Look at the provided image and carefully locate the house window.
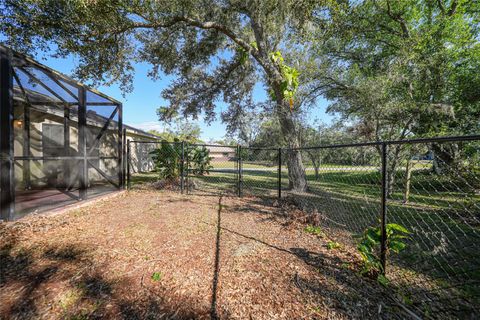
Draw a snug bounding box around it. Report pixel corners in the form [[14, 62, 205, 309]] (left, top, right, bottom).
[[42, 124, 65, 186], [42, 124, 64, 156], [86, 126, 101, 168]]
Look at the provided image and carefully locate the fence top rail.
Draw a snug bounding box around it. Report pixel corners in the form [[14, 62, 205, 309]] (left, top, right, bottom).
[[188, 143, 237, 148], [243, 146, 280, 151], [385, 134, 480, 145], [292, 134, 480, 151], [128, 140, 165, 144], [128, 134, 480, 150]]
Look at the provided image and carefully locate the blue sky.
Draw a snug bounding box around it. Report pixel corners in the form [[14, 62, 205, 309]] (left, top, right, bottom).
[[30, 51, 334, 141]]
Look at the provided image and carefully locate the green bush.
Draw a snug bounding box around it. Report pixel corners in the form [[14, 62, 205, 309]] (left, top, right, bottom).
[[356, 223, 410, 282], [150, 142, 213, 180], [149, 141, 181, 180], [189, 146, 213, 175]]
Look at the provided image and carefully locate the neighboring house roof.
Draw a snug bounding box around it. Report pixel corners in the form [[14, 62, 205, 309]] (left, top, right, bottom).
[[206, 144, 236, 153]]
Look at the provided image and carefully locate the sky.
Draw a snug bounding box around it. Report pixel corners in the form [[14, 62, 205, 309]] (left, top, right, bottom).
[[28, 51, 334, 141]]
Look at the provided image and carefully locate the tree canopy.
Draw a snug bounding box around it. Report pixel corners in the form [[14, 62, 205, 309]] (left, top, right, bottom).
[[1, 0, 479, 191], [309, 0, 480, 141]]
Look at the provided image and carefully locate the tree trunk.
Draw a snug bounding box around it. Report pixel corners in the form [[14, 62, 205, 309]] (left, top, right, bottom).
[[431, 143, 457, 175], [314, 166, 320, 181], [307, 151, 320, 181], [386, 146, 401, 198], [377, 144, 401, 198], [403, 159, 412, 203], [275, 95, 307, 192]]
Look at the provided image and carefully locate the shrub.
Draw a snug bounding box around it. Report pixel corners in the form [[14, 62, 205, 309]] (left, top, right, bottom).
[[356, 223, 410, 283], [149, 141, 181, 180], [150, 142, 213, 180], [188, 145, 213, 175]]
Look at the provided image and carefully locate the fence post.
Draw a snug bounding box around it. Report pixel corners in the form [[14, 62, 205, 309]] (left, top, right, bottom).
[[380, 142, 388, 274], [238, 145, 243, 197], [185, 143, 189, 194], [181, 141, 185, 194], [122, 128, 127, 189], [278, 148, 282, 199], [78, 86, 87, 200], [127, 141, 131, 190], [0, 46, 15, 221], [236, 145, 239, 196]]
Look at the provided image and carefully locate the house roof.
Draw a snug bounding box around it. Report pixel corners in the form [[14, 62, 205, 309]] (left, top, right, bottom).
[[123, 124, 159, 139], [205, 144, 236, 153]]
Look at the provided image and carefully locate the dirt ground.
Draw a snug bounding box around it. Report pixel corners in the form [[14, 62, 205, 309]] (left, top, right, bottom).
[[0, 190, 403, 319]]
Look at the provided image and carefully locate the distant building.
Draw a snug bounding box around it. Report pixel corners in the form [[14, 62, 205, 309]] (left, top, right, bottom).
[[206, 144, 236, 161]]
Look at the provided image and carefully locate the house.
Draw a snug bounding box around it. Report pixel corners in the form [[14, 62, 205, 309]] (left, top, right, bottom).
[[124, 125, 159, 173], [0, 45, 158, 220], [206, 144, 236, 161]]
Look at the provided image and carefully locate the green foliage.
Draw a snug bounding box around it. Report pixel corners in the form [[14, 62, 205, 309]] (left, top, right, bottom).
[[151, 272, 162, 282], [150, 142, 213, 179], [268, 50, 300, 102], [149, 141, 181, 180], [356, 223, 410, 279], [315, 0, 480, 141], [188, 146, 213, 175], [304, 225, 323, 236], [326, 241, 341, 250], [236, 42, 257, 65], [151, 116, 202, 144], [377, 274, 389, 287]]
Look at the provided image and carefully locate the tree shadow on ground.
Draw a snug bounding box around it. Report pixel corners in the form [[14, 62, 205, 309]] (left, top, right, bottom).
[[225, 192, 480, 318], [0, 227, 217, 319], [216, 223, 401, 319]]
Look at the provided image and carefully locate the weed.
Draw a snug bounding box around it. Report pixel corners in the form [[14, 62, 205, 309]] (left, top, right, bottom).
[[59, 288, 83, 311], [304, 225, 323, 236], [326, 241, 341, 250], [151, 272, 163, 282], [355, 223, 410, 281]]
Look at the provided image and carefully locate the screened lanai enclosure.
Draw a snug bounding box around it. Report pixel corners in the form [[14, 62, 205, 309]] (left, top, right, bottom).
[[0, 45, 124, 221]]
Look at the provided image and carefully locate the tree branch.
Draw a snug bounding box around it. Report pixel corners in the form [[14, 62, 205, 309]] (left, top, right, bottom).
[[437, 0, 457, 16], [437, 0, 446, 14], [117, 15, 279, 81], [385, 0, 410, 38], [447, 0, 458, 16]]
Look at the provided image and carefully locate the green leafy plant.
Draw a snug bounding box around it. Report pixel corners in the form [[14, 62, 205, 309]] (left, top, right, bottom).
[[268, 50, 299, 107], [356, 223, 410, 281], [150, 142, 213, 180], [304, 225, 323, 236], [149, 140, 181, 180], [189, 146, 213, 175], [327, 241, 341, 250], [151, 272, 162, 282]]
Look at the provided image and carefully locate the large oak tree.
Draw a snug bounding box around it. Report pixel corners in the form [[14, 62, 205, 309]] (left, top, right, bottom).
[[1, 0, 321, 192]]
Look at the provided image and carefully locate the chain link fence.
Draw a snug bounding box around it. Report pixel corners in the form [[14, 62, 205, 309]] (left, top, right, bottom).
[[186, 144, 238, 196], [127, 136, 480, 318]]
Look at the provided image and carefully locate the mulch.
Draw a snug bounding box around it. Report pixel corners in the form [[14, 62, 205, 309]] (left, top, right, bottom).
[[0, 190, 404, 319]]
